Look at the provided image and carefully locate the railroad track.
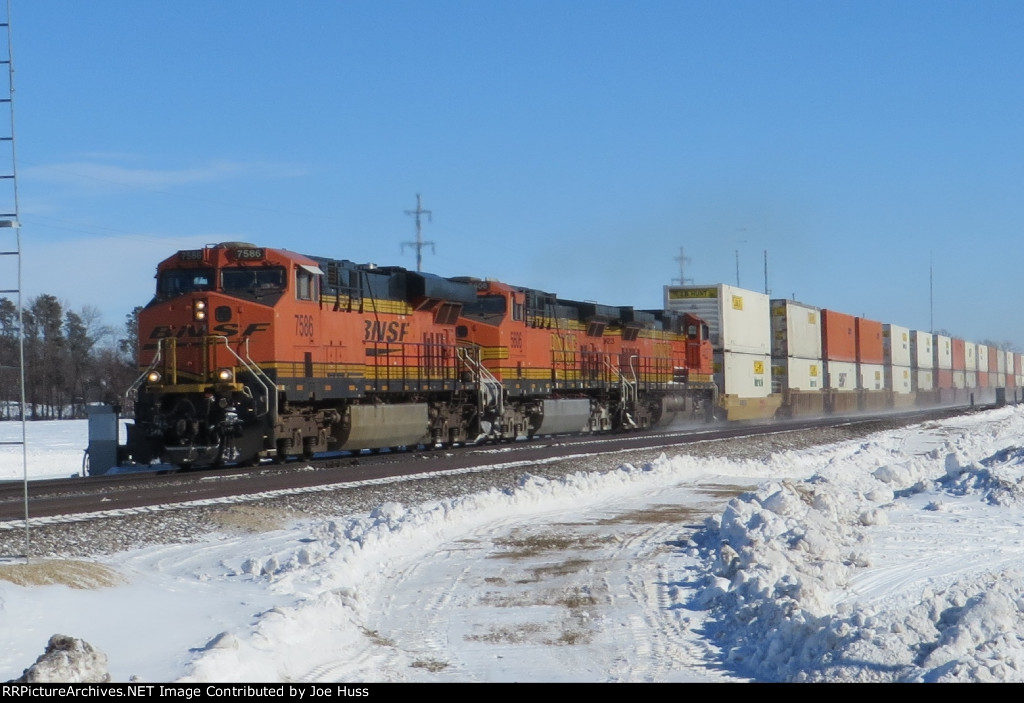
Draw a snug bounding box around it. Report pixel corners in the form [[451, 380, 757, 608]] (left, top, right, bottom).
[[0, 405, 983, 525]]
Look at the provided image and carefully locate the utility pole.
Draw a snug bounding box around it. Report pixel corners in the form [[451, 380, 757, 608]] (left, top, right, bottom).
[[402, 193, 434, 272], [672, 246, 693, 285], [763, 249, 769, 296], [929, 252, 934, 333], [734, 230, 748, 287]]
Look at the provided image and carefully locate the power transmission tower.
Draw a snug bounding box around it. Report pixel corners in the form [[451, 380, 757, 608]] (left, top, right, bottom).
[[0, 0, 28, 559], [402, 193, 434, 272], [672, 246, 693, 285]]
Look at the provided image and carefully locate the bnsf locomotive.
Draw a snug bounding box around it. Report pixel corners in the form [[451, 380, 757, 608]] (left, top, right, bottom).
[[124, 242, 717, 468]]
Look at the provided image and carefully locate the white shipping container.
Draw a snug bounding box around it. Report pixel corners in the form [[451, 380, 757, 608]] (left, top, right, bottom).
[[859, 362, 885, 391], [965, 342, 977, 371], [886, 365, 912, 394], [914, 369, 934, 391], [883, 324, 911, 367], [825, 360, 858, 391], [770, 299, 822, 359], [714, 350, 771, 398], [935, 334, 952, 370], [998, 350, 1007, 374], [666, 284, 770, 355], [998, 373, 1006, 387], [953, 371, 966, 389], [910, 330, 933, 369], [977, 345, 989, 373], [966, 370, 978, 388], [771, 356, 823, 392]]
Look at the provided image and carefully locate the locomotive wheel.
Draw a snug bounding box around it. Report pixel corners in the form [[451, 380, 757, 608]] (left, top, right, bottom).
[[301, 437, 316, 460], [274, 438, 290, 464]]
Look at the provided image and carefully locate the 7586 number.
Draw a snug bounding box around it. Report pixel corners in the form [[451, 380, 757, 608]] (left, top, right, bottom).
[[295, 314, 314, 338]]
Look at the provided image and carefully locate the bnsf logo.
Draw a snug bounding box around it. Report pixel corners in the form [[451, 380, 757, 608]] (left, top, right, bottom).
[[148, 323, 272, 339], [364, 320, 410, 343]]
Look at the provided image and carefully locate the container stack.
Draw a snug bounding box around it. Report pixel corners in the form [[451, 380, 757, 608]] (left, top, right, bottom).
[[977, 344, 990, 396], [770, 299, 824, 416], [1011, 354, 1019, 399], [950, 338, 966, 399], [820, 310, 858, 414], [965, 341, 978, 391], [664, 283, 780, 420], [883, 323, 913, 406], [910, 330, 935, 404], [856, 317, 886, 410]]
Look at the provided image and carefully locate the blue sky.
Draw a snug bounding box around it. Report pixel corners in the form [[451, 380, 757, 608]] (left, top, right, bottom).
[[7, 1, 1024, 348]]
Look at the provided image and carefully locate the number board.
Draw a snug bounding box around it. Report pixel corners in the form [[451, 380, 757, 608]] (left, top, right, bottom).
[[229, 248, 265, 261]]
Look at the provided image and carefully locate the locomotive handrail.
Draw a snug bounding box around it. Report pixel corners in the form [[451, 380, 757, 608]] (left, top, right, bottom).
[[243, 336, 279, 423], [457, 345, 504, 417], [125, 338, 165, 403], [210, 335, 277, 422]]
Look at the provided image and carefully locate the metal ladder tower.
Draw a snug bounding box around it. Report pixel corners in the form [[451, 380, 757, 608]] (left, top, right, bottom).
[[0, 0, 29, 558], [402, 193, 434, 272]]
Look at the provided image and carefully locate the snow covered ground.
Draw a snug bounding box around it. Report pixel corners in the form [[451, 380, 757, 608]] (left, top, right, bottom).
[[3, 408, 1024, 682]]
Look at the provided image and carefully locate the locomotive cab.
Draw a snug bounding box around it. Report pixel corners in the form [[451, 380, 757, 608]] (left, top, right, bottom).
[[128, 243, 316, 467]]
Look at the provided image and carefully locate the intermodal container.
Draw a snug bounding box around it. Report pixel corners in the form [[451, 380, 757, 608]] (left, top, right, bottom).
[[821, 310, 857, 362], [915, 368, 935, 391], [713, 350, 771, 397], [966, 371, 978, 388], [935, 335, 952, 370], [855, 318, 884, 364], [965, 342, 977, 372], [989, 346, 1000, 374], [887, 365, 912, 394], [977, 344, 989, 374], [665, 284, 770, 355], [947, 370, 961, 390], [859, 363, 885, 391], [910, 330, 933, 369], [883, 324, 911, 367], [825, 360, 858, 391], [771, 357, 823, 392], [770, 299, 822, 359]]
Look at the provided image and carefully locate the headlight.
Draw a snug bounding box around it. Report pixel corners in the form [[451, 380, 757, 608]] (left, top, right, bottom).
[[146, 370, 162, 384], [216, 367, 234, 382], [194, 299, 207, 321]]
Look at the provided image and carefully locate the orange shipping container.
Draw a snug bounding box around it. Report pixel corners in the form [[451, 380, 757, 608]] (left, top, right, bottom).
[[952, 338, 966, 371], [937, 369, 954, 389], [988, 346, 999, 373], [821, 310, 857, 362], [855, 318, 884, 364]]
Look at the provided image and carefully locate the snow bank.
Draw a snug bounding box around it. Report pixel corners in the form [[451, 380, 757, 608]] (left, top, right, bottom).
[[691, 406, 1024, 682]]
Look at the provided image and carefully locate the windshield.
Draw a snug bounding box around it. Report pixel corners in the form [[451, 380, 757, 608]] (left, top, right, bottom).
[[221, 266, 287, 294], [462, 294, 507, 317], [158, 268, 214, 298]]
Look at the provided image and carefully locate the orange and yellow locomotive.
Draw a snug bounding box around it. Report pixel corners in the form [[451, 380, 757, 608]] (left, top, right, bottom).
[[126, 242, 715, 467]]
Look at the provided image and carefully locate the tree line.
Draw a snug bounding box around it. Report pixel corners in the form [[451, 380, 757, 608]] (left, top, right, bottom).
[[0, 295, 140, 420]]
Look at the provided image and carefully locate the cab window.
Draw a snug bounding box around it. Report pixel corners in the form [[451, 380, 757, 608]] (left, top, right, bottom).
[[158, 269, 213, 298], [222, 266, 286, 294], [462, 294, 507, 318], [296, 267, 319, 301]]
